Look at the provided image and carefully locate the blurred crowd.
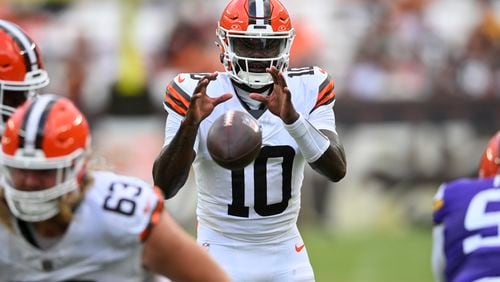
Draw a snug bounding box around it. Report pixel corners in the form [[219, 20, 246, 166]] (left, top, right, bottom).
[[1, 0, 498, 231], [341, 0, 500, 101], [2, 0, 498, 110]]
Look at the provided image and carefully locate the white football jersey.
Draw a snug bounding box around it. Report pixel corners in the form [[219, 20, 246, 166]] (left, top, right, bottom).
[[0, 170, 164, 281], [163, 67, 337, 242]]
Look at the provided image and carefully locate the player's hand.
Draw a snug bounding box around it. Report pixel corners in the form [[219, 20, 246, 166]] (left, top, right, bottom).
[[249, 66, 299, 124], [184, 72, 232, 125]]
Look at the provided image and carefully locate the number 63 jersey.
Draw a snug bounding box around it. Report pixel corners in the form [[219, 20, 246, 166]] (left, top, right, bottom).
[[432, 175, 500, 282], [0, 171, 164, 281], [163, 67, 337, 243]]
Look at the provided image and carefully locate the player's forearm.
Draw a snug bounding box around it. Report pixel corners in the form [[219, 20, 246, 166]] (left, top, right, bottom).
[[310, 130, 346, 182], [152, 120, 198, 199], [143, 211, 230, 281]]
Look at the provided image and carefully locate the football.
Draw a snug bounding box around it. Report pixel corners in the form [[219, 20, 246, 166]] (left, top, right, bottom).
[[207, 110, 262, 170]]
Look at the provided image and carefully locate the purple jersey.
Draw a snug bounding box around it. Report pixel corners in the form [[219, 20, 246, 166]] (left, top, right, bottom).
[[433, 176, 500, 282]]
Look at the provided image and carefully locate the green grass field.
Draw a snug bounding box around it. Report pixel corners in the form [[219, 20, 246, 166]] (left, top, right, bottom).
[[302, 227, 433, 282]]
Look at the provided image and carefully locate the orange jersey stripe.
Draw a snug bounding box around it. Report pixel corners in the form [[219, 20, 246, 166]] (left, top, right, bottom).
[[166, 83, 190, 108], [139, 187, 165, 242], [164, 93, 187, 116], [312, 78, 335, 111], [317, 88, 336, 107], [164, 80, 192, 116], [317, 79, 334, 102]]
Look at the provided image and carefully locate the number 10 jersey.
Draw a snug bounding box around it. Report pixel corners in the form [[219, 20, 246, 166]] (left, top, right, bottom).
[[163, 67, 337, 243]]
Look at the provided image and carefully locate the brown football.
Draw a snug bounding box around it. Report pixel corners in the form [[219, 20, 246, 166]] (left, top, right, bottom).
[[207, 110, 262, 170]]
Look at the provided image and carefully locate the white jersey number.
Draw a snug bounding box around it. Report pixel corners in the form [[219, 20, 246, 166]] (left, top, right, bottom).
[[228, 145, 294, 217], [463, 189, 500, 254]]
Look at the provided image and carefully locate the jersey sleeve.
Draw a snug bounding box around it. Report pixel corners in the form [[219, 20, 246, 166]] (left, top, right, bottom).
[[310, 67, 336, 113], [305, 67, 337, 132], [163, 74, 192, 117], [308, 102, 337, 133], [433, 184, 447, 225], [99, 175, 165, 242], [139, 187, 165, 241], [162, 73, 200, 151], [163, 109, 181, 146]]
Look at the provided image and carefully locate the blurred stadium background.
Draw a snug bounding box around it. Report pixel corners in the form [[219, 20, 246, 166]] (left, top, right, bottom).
[[3, 0, 499, 281]]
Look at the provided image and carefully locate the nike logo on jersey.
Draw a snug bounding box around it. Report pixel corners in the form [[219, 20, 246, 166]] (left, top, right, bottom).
[[295, 243, 305, 253], [177, 74, 185, 83]]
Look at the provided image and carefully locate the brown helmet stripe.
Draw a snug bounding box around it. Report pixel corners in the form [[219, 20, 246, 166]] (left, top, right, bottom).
[[34, 99, 56, 149], [248, 0, 271, 25], [18, 97, 36, 149], [19, 95, 58, 152]]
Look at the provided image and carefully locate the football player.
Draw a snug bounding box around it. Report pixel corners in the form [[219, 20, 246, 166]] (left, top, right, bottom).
[[153, 0, 346, 280], [0, 19, 49, 133], [432, 131, 500, 282], [0, 94, 229, 281]]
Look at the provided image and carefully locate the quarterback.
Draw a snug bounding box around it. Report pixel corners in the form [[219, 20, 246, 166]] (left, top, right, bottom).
[[432, 131, 500, 282], [0, 95, 229, 281], [153, 0, 346, 281]]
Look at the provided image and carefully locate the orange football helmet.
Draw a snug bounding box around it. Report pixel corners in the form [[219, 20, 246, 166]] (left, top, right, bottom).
[[0, 19, 49, 133], [1, 94, 90, 222], [217, 0, 295, 86], [478, 131, 500, 178]]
